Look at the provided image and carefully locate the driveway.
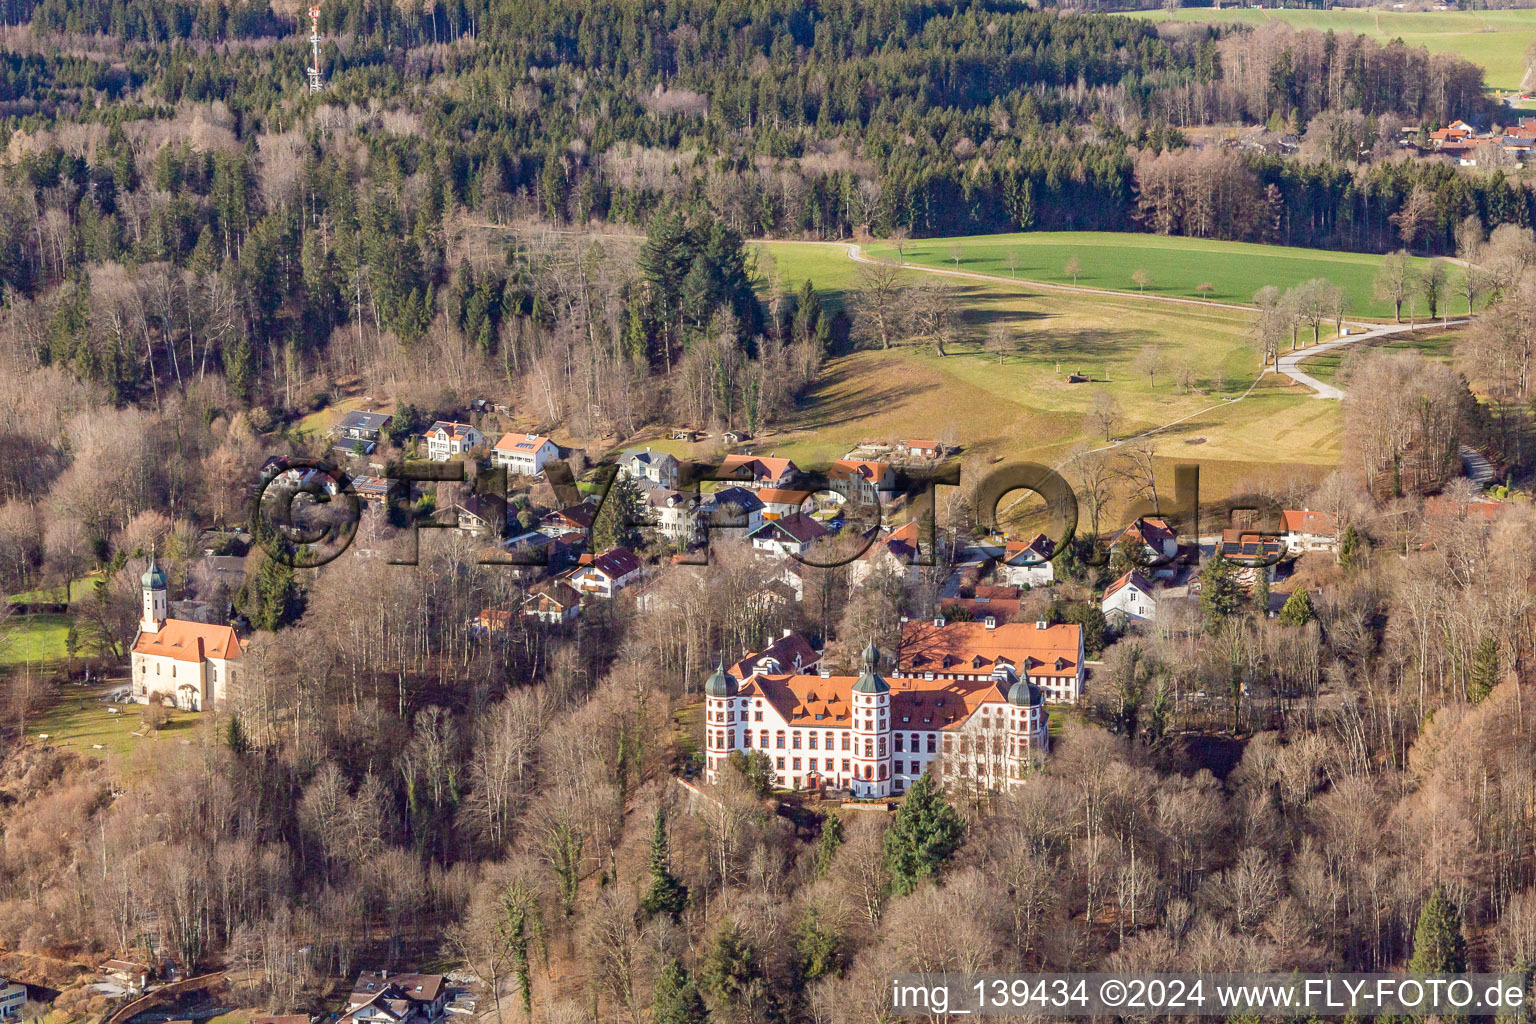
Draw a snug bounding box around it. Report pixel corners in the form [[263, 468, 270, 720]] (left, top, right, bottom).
[[1275, 320, 1465, 399]]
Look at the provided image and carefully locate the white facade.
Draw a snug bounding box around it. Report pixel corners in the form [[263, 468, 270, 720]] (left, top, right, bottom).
[[1102, 572, 1156, 624], [619, 448, 681, 489], [492, 433, 558, 476], [0, 980, 23, 1021], [131, 557, 244, 712], [424, 422, 483, 462]]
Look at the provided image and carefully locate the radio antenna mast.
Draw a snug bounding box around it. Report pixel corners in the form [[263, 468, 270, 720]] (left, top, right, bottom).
[[306, 5, 324, 92]]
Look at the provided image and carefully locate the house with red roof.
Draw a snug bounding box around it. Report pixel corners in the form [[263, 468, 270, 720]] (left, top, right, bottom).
[[568, 547, 644, 598], [492, 432, 559, 476]]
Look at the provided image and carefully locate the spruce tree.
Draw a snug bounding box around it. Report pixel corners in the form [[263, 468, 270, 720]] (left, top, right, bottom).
[[1278, 588, 1315, 627], [1408, 887, 1466, 974], [1468, 635, 1499, 703], [882, 773, 965, 896], [812, 812, 844, 879], [1339, 525, 1362, 570], [591, 470, 649, 552], [1200, 551, 1243, 627], [640, 807, 688, 920], [652, 960, 707, 1024]]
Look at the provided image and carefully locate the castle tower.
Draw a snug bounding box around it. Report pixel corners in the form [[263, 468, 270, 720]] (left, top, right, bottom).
[[1005, 677, 1047, 788], [850, 640, 891, 798], [703, 657, 737, 783], [140, 551, 168, 635]]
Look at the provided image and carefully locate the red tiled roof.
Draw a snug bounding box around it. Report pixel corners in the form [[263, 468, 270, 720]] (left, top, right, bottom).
[[133, 620, 244, 662], [898, 619, 1082, 679], [1281, 508, 1337, 535], [1103, 569, 1152, 600]]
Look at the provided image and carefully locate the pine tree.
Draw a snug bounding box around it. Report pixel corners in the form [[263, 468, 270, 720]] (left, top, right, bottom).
[[652, 960, 707, 1024], [813, 812, 844, 879], [1200, 551, 1243, 627], [1253, 566, 1270, 616], [591, 470, 649, 552], [1278, 588, 1315, 627], [700, 919, 762, 1017], [882, 773, 965, 896], [1339, 524, 1362, 570], [1408, 887, 1466, 974], [640, 807, 688, 920], [1468, 635, 1499, 703], [225, 714, 249, 755]]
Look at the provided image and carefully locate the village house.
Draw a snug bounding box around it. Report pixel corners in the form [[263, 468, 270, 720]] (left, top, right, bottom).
[[491, 433, 559, 477], [568, 547, 644, 597], [131, 555, 246, 712], [699, 486, 766, 535], [100, 960, 150, 993], [423, 422, 483, 462], [332, 410, 393, 454], [451, 493, 505, 536], [703, 641, 1049, 798], [716, 454, 800, 490], [645, 486, 703, 545], [728, 629, 821, 678], [1102, 570, 1156, 626], [1111, 516, 1181, 578], [746, 512, 829, 558], [905, 439, 942, 459], [0, 980, 22, 1022], [998, 533, 1055, 587], [828, 458, 895, 503], [539, 502, 595, 539], [618, 447, 681, 489], [474, 608, 514, 636], [521, 580, 581, 624], [342, 971, 448, 1024], [896, 616, 1086, 704], [756, 487, 814, 520], [849, 520, 923, 586], [1280, 508, 1339, 555]]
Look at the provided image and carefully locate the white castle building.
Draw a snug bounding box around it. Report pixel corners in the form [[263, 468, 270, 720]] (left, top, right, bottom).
[[702, 625, 1074, 798], [131, 554, 246, 712]]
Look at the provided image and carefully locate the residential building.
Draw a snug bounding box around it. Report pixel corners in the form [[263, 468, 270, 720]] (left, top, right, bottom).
[[539, 502, 595, 539], [474, 608, 514, 636], [131, 555, 246, 712], [568, 547, 643, 597], [829, 459, 894, 503], [521, 580, 581, 624], [0, 981, 22, 1021], [716, 454, 800, 490], [1110, 516, 1181, 578], [998, 534, 1055, 587], [645, 486, 702, 544], [1102, 570, 1156, 625], [1280, 508, 1339, 554], [452, 493, 505, 535], [941, 584, 1025, 623], [747, 512, 829, 557], [905, 439, 942, 459], [849, 520, 923, 587], [619, 447, 681, 489], [703, 641, 1048, 798], [895, 617, 1085, 704], [491, 433, 559, 476], [756, 487, 813, 521], [699, 486, 765, 535], [342, 971, 447, 1024], [728, 629, 820, 678], [423, 422, 483, 462], [334, 410, 393, 449]]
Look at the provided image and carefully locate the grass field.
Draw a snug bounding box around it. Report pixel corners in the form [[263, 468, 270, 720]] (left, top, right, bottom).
[[7, 574, 101, 606], [737, 241, 1343, 504], [858, 232, 1462, 321], [1298, 323, 1463, 385], [0, 613, 71, 667], [1125, 6, 1536, 92], [29, 682, 200, 758]]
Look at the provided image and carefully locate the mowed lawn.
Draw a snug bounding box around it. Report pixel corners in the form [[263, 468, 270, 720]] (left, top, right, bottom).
[[28, 682, 200, 758], [742, 241, 1344, 503], [1298, 324, 1463, 385], [1126, 7, 1536, 92], [862, 232, 1462, 321], [0, 613, 71, 667]]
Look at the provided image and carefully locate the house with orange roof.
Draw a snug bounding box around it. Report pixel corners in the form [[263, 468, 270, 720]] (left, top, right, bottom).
[[423, 421, 484, 462], [1280, 508, 1338, 554], [716, 454, 801, 490], [896, 616, 1085, 704], [491, 432, 559, 476], [849, 519, 923, 586], [999, 533, 1056, 587], [828, 458, 895, 502], [131, 555, 245, 712], [702, 641, 1048, 798]]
